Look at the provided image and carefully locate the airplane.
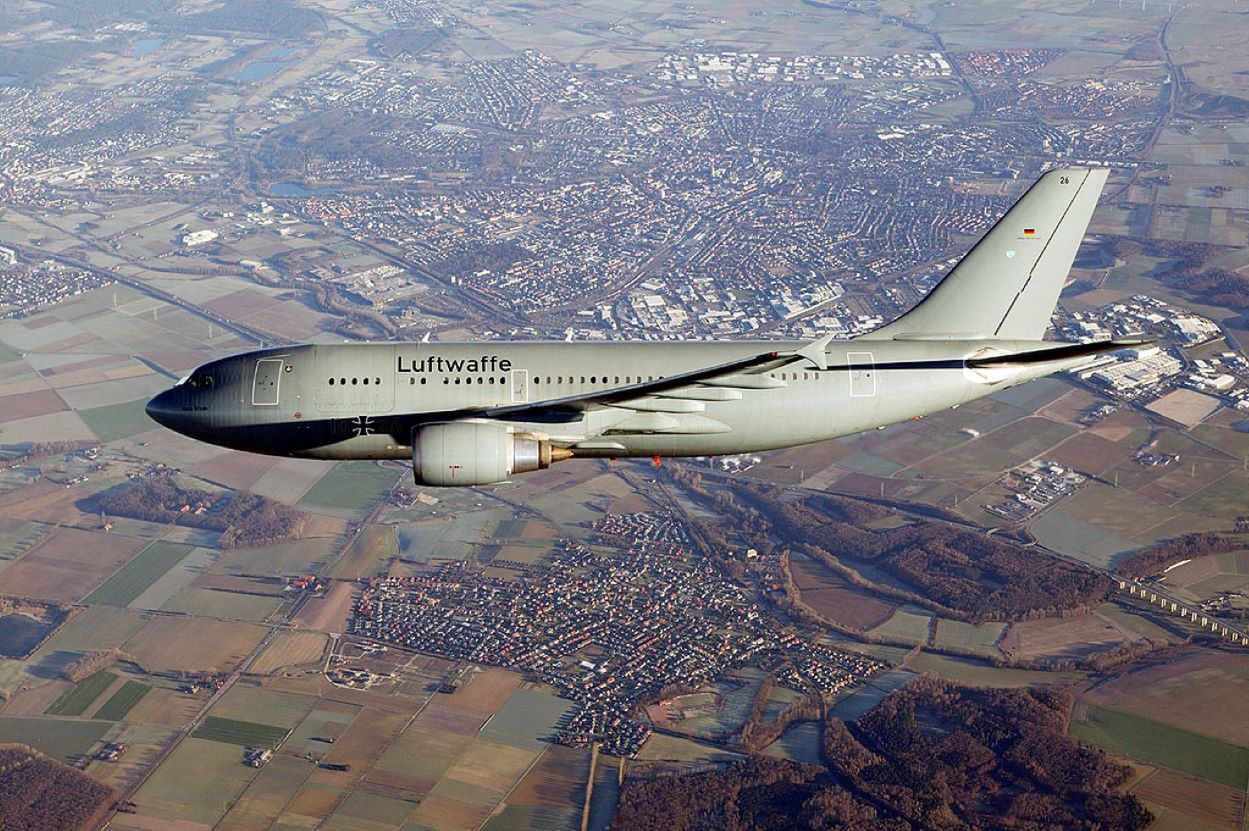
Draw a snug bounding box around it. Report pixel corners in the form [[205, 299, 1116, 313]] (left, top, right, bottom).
[[146, 166, 1141, 486]]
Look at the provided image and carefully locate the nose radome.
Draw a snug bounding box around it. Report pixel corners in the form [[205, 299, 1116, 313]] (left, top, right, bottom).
[[145, 388, 180, 431]]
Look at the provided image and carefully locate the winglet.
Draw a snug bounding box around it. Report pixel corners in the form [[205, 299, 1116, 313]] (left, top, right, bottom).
[[795, 333, 834, 370]]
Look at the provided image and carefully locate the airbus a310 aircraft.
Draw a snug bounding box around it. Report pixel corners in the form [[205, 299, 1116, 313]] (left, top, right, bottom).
[[147, 166, 1139, 486]]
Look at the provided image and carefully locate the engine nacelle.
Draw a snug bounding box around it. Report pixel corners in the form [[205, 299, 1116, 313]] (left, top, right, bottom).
[[412, 421, 569, 486]]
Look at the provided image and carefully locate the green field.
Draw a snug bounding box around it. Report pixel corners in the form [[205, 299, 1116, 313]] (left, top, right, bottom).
[[193, 716, 289, 748], [297, 461, 399, 515], [45, 670, 116, 717], [78, 398, 156, 442], [1070, 703, 1249, 789], [0, 340, 21, 363], [93, 680, 150, 721], [0, 715, 110, 760], [932, 620, 1006, 657], [84, 540, 195, 607]]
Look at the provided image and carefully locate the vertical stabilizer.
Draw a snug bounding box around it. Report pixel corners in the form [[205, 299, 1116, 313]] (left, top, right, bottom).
[[862, 167, 1109, 340]]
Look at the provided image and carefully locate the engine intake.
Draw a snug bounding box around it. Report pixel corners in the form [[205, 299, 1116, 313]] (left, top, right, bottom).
[[412, 421, 571, 486]]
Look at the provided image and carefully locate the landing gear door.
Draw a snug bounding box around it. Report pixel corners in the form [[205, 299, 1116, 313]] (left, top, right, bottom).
[[848, 351, 876, 398], [253, 358, 283, 406]]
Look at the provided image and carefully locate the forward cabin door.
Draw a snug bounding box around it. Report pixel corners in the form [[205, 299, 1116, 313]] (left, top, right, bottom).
[[252, 358, 283, 406]]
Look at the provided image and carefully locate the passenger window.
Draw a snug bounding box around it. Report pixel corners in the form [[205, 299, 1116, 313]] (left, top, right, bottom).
[[329, 378, 336, 386]]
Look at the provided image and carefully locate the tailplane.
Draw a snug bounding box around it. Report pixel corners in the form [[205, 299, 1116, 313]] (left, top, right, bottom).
[[861, 167, 1109, 341]]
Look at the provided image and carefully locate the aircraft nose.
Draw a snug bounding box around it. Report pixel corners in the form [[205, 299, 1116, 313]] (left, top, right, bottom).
[[145, 388, 183, 432]]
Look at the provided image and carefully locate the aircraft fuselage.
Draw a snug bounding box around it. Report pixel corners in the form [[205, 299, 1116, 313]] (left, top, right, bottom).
[[145, 338, 1070, 463]]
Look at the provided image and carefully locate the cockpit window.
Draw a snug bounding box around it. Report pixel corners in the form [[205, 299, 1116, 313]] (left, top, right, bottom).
[[187, 372, 214, 389]]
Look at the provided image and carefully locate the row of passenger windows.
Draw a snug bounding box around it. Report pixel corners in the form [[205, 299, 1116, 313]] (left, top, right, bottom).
[[328, 377, 382, 386], [328, 371, 824, 388]]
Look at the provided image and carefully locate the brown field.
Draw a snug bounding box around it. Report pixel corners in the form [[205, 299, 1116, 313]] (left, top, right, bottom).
[[450, 668, 522, 715], [124, 617, 267, 673], [1131, 767, 1244, 830], [0, 527, 148, 602], [318, 708, 410, 772], [0, 388, 67, 421], [789, 556, 895, 631], [443, 739, 536, 792], [187, 452, 279, 491], [1047, 432, 1132, 475], [507, 745, 589, 807], [413, 698, 491, 736], [249, 459, 335, 504], [1038, 387, 1102, 425], [284, 786, 343, 819], [1000, 612, 1137, 662], [1, 680, 70, 716], [124, 687, 201, 727], [0, 481, 96, 525], [407, 793, 491, 831], [1082, 651, 1249, 747], [250, 631, 327, 675], [202, 288, 284, 319], [291, 581, 356, 633]]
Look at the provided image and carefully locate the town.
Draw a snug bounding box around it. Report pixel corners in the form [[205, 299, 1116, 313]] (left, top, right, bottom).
[[350, 512, 884, 757]]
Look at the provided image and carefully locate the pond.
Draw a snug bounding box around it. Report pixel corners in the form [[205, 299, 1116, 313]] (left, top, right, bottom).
[[134, 38, 165, 57], [231, 61, 290, 82], [0, 613, 56, 658], [271, 181, 338, 197]]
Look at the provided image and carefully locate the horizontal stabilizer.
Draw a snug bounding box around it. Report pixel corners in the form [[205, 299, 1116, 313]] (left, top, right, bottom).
[[967, 338, 1151, 369]]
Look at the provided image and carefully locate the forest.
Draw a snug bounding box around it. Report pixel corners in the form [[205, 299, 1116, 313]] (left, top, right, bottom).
[[737, 485, 1111, 622], [98, 475, 306, 548], [1114, 531, 1249, 578], [0, 745, 115, 831], [612, 678, 1152, 831]]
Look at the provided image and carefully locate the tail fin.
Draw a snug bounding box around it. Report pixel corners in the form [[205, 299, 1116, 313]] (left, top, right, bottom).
[[862, 167, 1109, 341]]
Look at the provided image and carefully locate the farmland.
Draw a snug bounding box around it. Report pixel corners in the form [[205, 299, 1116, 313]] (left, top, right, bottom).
[[193, 716, 290, 748], [1070, 703, 1249, 790], [45, 670, 116, 717], [298, 461, 400, 515], [77, 399, 154, 442], [83, 540, 195, 607], [92, 680, 150, 721]]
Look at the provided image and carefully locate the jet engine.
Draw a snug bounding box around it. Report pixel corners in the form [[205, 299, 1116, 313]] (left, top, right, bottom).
[[412, 421, 571, 486]]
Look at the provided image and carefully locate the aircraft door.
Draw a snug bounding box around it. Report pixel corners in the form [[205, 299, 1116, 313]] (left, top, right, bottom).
[[847, 351, 876, 398], [253, 358, 283, 406], [511, 369, 529, 403]]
